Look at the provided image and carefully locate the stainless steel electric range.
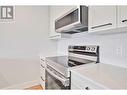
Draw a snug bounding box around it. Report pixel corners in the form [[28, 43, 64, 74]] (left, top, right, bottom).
[[45, 45, 99, 89]]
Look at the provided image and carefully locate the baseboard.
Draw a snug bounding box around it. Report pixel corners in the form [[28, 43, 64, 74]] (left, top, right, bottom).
[[2, 79, 40, 90]]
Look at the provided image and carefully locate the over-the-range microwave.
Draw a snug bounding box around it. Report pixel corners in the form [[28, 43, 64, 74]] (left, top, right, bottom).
[[55, 6, 88, 34]]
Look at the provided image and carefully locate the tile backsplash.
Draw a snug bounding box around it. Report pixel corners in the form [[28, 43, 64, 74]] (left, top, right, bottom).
[[57, 32, 127, 68]]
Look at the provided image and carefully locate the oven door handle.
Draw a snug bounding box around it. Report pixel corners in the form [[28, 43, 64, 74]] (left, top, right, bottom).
[[46, 67, 69, 87]]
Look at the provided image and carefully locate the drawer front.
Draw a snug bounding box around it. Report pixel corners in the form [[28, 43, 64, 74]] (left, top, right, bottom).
[[71, 72, 105, 90], [40, 76, 45, 89], [40, 60, 45, 67], [40, 67, 45, 80], [40, 58, 45, 62], [40, 63, 45, 69]]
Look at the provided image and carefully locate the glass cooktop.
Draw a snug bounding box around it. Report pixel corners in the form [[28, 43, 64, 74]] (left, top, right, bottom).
[[46, 56, 94, 68]]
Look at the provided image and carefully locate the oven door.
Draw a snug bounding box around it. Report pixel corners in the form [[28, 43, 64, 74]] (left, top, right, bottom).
[[45, 65, 70, 90]]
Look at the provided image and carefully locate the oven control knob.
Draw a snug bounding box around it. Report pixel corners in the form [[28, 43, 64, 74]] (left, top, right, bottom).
[[86, 47, 90, 51], [91, 47, 95, 51]]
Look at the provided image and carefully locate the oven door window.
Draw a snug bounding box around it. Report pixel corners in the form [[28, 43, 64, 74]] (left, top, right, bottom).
[[45, 70, 70, 89]]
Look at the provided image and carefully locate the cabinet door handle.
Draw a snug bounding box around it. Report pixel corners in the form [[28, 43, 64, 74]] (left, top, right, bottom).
[[41, 59, 45, 61], [41, 64, 45, 68], [122, 19, 127, 23], [50, 35, 60, 38], [91, 23, 112, 29], [41, 76, 45, 81], [85, 87, 89, 90]]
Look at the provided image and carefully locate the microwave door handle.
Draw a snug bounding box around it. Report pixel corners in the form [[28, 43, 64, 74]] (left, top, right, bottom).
[[46, 67, 69, 87]]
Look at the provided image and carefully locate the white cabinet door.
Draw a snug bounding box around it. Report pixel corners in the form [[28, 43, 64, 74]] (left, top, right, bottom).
[[71, 71, 106, 90], [89, 6, 117, 32], [49, 6, 76, 39], [54, 6, 77, 19], [49, 6, 61, 39], [117, 6, 127, 28]]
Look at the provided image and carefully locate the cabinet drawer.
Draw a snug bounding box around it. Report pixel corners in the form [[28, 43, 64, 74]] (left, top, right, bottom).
[[40, 76, 45, 89], [40, 60, 45, 67], [71, 72, 105, 90], [40, 63, 45, 69], [40, 67, 45, 79]]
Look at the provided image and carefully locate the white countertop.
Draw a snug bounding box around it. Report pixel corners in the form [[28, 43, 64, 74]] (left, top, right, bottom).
[[70, 63, 127, 89]]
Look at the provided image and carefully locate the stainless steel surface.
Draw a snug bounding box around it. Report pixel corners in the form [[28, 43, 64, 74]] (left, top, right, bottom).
[[46, 65, 69, 87], [55, 6, 88, 34], [46, 56, 70, 77], [46, 46, 99, 77], [45, 45, 99, 89], [68, 45, 99, 62], [47, 56, 69, 67], [68, 56, 94, 64], [69, 52, 97, 62], [45, 65, 70, 89], [69, 45, 98, 53]]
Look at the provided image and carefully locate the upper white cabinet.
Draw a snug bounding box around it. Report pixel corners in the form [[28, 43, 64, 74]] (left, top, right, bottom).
[[117, 6, 127, 28], [89, 6, 117, 32], [49, 6, 127, 36], [49, 6, 61, 39], [53, 6, 77, 19], [49, 6, 76, 39]]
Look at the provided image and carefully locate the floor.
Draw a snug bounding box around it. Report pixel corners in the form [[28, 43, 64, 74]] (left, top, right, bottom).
[[26, 85, 43, 90]]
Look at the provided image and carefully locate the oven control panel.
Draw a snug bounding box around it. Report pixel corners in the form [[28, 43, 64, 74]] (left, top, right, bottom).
[[68, 45, 99, 63], [68, 45, 98, 53]]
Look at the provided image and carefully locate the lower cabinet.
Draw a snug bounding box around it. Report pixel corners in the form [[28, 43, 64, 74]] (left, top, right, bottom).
[[71, 71, 106, 90], [71, 83, 81, 90], [40, 76, 45, 89], [40, 58, 46, 89]]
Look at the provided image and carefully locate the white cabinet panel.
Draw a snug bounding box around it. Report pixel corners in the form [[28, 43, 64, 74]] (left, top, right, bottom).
[[49, 6, 61, 39], [40, 58, 46, 89], [53, 6, 77, 19], [71, 83, 81, 90], [117, 6, 127, 28], [40, 77, 45, 89], [40, 58, 46, 67], [40, 65, 45, 80], [71, 71, 106, 90], [89, 6, 117, 32]]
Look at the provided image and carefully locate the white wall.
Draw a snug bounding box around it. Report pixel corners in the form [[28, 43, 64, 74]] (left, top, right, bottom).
[[57, 32, 127, 68], [0, 6, 57, 88]]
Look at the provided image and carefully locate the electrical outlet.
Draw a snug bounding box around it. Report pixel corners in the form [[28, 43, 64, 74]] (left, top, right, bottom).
[[116, 47, 122, 56]]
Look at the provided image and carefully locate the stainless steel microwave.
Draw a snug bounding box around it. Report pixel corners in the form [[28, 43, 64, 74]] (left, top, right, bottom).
[[55, 6, 88, 34]]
